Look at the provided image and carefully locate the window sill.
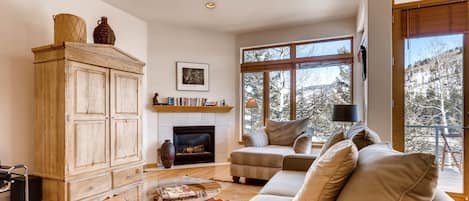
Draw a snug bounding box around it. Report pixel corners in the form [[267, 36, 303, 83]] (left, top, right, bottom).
[[237, 140, 324, 148], [312, 141, 325, 149]]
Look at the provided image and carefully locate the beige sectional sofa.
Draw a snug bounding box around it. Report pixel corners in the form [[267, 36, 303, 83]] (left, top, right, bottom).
[[250, 154, 453, 201], [247, 123, 454, 201], [231, 119, 312, 181]]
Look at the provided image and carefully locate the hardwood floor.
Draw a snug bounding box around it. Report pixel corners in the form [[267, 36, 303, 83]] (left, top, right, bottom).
[[143, 164, 262, 201]]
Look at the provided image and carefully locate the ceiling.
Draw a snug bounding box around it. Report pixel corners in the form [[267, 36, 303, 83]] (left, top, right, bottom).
[[104, 0, 360, 33]]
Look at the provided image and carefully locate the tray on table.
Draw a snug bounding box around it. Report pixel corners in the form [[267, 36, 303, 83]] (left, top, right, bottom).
[[154, 176, 221, 201]]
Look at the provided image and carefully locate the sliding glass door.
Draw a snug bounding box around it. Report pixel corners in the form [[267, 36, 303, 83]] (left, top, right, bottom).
[[393, 2, 469, 199], [403, 34, 464, 193]]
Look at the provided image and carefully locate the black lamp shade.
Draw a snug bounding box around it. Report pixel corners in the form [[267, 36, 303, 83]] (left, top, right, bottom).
[[332, 104, 359, 122]]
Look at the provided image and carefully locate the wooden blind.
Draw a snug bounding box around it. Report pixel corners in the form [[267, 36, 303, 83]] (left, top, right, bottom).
[[401, 2, 468, 38]]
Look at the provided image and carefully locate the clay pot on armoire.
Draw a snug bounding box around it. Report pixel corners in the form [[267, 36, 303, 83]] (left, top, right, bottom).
[[93, 16, 116, 45], [160, 140, 176, 168]]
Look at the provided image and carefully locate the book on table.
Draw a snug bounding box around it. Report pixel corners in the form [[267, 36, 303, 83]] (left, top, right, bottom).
[[159, 185, 197, 199]]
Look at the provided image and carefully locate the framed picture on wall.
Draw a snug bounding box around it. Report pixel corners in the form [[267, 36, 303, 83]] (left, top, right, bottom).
[[176, 62, 209, 91]]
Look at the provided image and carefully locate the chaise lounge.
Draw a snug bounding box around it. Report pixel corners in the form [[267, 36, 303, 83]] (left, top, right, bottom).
[[231, 119, 312, 181]]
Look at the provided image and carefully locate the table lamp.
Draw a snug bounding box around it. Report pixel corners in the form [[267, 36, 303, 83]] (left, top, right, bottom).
[[246, 98, 258, 131], [332, 104, 359, 131]]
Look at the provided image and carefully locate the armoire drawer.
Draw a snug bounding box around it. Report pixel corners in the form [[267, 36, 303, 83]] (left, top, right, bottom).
[[112, 166, 143, 188], [106, 185, 141, 201], [69, 173, 112, 201]]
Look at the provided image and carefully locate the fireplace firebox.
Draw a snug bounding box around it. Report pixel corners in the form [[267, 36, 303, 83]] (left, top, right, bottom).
[[173, 126, 215, 165]]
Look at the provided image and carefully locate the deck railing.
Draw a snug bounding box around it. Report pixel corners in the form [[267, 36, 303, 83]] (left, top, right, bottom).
[[405, 125, 463, 169]]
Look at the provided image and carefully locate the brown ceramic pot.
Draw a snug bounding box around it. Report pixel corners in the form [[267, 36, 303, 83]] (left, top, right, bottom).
[[93, 16, 116, 45]]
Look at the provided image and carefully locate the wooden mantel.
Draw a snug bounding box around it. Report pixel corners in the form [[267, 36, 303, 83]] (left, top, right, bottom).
[[152, 105, 233, 113]]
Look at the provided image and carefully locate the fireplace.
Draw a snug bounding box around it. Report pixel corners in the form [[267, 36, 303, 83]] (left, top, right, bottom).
[[173, 126, 215, 165]]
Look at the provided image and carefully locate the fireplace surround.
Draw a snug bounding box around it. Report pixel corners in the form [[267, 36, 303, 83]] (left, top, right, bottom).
[[173, 126, 215, 165]]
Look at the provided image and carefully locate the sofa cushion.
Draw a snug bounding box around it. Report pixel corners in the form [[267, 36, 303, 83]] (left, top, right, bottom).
[[259, 170, 306, 197], [336, 143, 439, 201], [293, 140, 358, 201], [346, 122, 381, 150], [231, 146, 295, 168], [244, 129, 269, 147], [250, 195, 293, 201], [293, 133, 312, 154], [319, 131, 346, 156], [265, 119, 308, 146]]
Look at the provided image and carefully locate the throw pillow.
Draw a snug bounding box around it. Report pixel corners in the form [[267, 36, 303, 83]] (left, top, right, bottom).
[[293, 133, 312, 154], [336, 143, 438, 201], [346, 122, 381, 150], [265, 119, 308, 146], [319, 131, 346, 156], [293, 140, 358, 201], [243, 129, 269, 147]]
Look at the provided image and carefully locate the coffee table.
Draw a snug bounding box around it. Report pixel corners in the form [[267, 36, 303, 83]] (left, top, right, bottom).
[[154, 176, 222, 201]]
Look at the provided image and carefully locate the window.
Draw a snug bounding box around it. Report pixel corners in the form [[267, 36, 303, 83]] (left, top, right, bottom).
[[243, 72, 264, 134], [296, 39, 352, 58], [269, 71, 291, 121], [296, 62, 352, 141], [243, 46, 291, 63], [241, 37, 353, 142]]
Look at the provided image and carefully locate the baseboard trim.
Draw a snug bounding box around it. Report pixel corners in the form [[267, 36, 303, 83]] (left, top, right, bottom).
[[144, 162, 230, 172], [143, 163, 158, 169]]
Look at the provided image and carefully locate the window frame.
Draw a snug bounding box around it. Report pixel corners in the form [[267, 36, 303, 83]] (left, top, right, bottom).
[[241, 36, 355, 140]]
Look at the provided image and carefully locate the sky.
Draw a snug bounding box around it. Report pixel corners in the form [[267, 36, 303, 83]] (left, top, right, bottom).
[[405, 34, 463, 68], [297, 65, 343, 86]]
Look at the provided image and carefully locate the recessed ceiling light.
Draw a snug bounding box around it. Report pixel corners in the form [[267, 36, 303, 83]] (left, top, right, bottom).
[[205, 2, 216, 9]]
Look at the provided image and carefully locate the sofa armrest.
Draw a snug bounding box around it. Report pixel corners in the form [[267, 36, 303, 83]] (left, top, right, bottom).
[[243, 128, 269, 147], [282, 154, 317, 171], [293, 133, 312, 154]]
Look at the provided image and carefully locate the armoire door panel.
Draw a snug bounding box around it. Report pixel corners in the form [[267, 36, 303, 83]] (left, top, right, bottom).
[[114, 74, 139, 115], [68, 61, 109, 119], [111, 119, 140, 166], [68, 120, 110, 175], [110, 70, 142, 166]]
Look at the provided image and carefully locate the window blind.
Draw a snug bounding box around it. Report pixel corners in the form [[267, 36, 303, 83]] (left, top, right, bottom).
[[401, 1, 468, 38]]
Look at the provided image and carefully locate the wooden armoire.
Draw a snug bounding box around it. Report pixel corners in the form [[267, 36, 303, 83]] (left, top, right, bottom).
[[33, 42, 145, 201]]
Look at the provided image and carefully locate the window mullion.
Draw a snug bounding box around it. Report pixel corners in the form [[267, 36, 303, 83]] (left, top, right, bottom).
[[290, 44, 297, 120], [263, 71, 269, 126], [290, 44, 296, 59], [290, 65, 296, 120]]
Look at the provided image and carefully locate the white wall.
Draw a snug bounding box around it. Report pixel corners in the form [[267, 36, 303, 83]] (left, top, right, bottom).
[[0, 0, 147, 167], [235, 17, 363, 142], [366, 0, 393, 141], [145, 22, 237, 164], [236, 17, 357, 48], [356, 0, 368, 122]]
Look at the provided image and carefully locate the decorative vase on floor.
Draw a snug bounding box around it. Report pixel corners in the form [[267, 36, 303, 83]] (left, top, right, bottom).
[[160, 140, 175, 168], [93, 16, 116, 45]]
